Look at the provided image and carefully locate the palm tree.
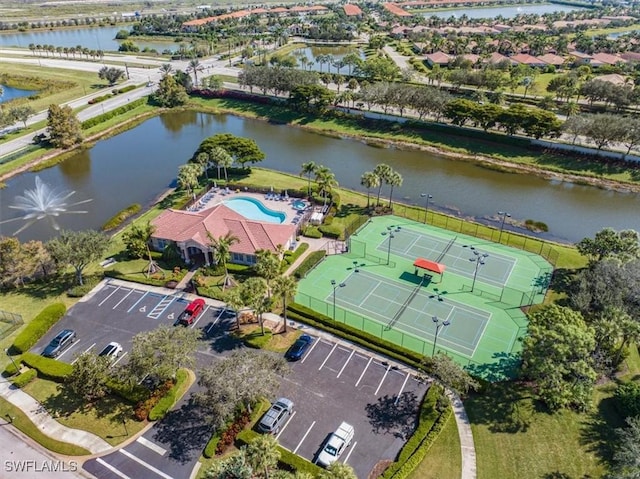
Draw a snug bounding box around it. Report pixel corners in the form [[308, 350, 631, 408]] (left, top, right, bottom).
[[360, 171, 380, 209], [322, 462, 358, 479], [315, 165, 337, 206], [241, 277, 269, 335], [245, 434, 280, 478], [177, 163, 200, 197], [373, 163, 391, 207], [194, 152, 210, 179], [254, 249, 281, 300], [387, 171, 403, 209], [187, 58, 204, 87], [224, 288, 244, 330], [207, 232, 239, 289], [208, 146, 231, 180], [159, 63, 173, 77], [300, 161, 317, 198], [273, 274, 297, 333]]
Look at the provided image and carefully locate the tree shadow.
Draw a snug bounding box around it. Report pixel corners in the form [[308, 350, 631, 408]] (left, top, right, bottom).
[[152, 397, 212, 464], [205, 330, 245, 353], [548, 268, 578, 306], [365, 391, 419, 440], [466, 351, 521, 383], [465, 382, 534, 433], [579, 394, 624, 468]]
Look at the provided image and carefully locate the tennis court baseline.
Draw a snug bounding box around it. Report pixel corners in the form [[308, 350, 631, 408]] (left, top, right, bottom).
[[326, 270, 491, 357]]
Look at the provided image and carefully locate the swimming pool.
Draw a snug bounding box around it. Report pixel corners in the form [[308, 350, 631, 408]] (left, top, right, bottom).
[[224, 196, 286, 224]]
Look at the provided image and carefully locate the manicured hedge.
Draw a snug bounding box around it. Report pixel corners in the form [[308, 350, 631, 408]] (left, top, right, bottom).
[[12, 303, 67, 354], [318, 224, 342, 239], [11, 369, 37, 388], [103, 269, 166, 287], [292, 251, 326, 279], [148, 369, 190, 421], [281, 242, 309, 270], [81, 97, 147, 129], [2, 357, 21, 377], [302, 226, 322, 239], [101, 203, 141, 231], [107, 379, 150, 404], [286, 303, 424, 370], [236, 429, 323, 475], [20, 352, 73, 381], [88, 94, 113, 104]]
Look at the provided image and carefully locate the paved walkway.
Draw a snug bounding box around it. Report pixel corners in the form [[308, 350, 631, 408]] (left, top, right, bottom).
[[0, 381, 112, 455]]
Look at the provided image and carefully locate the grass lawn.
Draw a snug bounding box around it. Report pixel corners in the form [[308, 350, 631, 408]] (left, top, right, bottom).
[[22, 377, 146, 446], [466, 382, 622, 479], [0, 396, 90, 456], [409, 411, 461, 479]]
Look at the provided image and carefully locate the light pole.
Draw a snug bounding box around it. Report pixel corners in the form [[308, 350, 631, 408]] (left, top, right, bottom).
[[469, 248, 489, 293], [498, 211, 511, 244], [384, 226, 401, 265], [331, 280, 346, 320], [420, 193, 432, 224], [432, 316, 450, 356]]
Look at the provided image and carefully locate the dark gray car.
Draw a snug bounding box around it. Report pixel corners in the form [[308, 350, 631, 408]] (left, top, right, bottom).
[[42, 329, 76, 358]]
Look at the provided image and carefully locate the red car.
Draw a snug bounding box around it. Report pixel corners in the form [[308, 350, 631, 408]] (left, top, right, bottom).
[[177, 298, 205, 326]]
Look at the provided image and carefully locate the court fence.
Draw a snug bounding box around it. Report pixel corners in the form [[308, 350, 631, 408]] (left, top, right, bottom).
[[347, 237, 396, 268], [0, 310, 23, 340]]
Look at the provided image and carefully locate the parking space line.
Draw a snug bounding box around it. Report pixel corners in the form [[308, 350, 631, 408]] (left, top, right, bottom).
[[318, 342, 338, 371], [300, 336, 321, 364], [136, 436, 167, 456], [205, 309, 226, 335], [343, 441, 357, 464], [395, 373, 411, 405], [127, 291, 149, 313], [276, 410, 296, 440], [355, 357, 373, 387], [336, 349, 355, 378], [56, 340, 82, 360], [96, 458, 131, 479], [191, 305, 210, 329], [119, 449, 174, 479], [71, 342, 96, 364], [375, 364, 392, 396], [293, 420, 316, 454], [99, 286, 121, 306], [111, 351, 128, 368], [113, 289, 136, 309]]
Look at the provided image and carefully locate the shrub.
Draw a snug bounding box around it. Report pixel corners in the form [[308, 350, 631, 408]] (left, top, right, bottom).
[[12, 303, 66, 354], [12, 369, 37, 388], [226, 263, 253, 275], [134, 379, 174, 421], [102, 203, 141, 231], [87, 94, 112, 105], [302, 226, 322, 239], [107, 379, 150, 404], [81, 97, 146, 129], [524, 219, 549, 232], [149, 369, 189, 421], [614, 381, 640, 419], [67, 276, 101, 297], [281, 243, 309, 269], [217, 409, 251, 454], [2, 357, 21, 377], [292, 251, 326, 279], [21, 352, 73, 381], [318, 224, 342, 239]]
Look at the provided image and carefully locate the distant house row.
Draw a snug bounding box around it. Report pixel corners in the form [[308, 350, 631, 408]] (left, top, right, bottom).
[[182, 5, 328, 29]]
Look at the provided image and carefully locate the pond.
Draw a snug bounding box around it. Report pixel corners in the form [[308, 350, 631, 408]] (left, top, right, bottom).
[[0, 26, 178, 53], [0, 111, 637, 244], [425, 3, 587, 20], [0, 84, 36, 103]]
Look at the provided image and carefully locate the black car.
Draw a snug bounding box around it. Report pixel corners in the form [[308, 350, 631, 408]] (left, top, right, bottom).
[[42, 329, 76, 358], [285, 334, 314, 361]]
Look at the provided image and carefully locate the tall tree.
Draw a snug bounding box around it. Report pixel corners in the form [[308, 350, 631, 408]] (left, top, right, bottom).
[[254, 249, 281, 300], [273, 274, 298, 333], [314, 165, 337, 205], [609, 416, 640, 479], [153, 74, 189, 107], [187, 57, 204, 87], [208, 232, 239, 289], [46, 229, 109, 285], [360, 171, 379, 209], [245, 434, 280, 478], [122, 222, 155, 259], [46, 104, 83, 149], [387, 170, 403, 209], [66, 352, 111, 402], [98, 66, 125, 85], [9, 105, 35, 128], [177, 163, 201, 197], [224, 288, 245, 330], [576, 228, 640, 265], [521, 305, 597, 411], [373, 163, 392, 207], [194, 133, 265, 169], [300, 161, 317, 199], [241, 277, 269, 335], [420, 353, 479, 395]]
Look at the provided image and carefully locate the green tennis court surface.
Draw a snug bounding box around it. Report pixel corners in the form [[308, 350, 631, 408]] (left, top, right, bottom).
[[296, 216, 553, 380]]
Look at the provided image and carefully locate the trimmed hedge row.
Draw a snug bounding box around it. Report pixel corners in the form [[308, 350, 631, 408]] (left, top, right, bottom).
[[148, 369, 189, 421], [286, 303, 423, 370], [21, 352, 73, 381], [12, 303, 66, 354], [113, 85, 137, 94], [381, 384, 442, 478], [282, 242, 309, 270], [107, 379, 150, 404], [88, 94, 113, 105], [292, 251, 326, 279], [236, 429, 323, 475], [81, 97, 147, 129], [318, 224, 342, 239], [101, 203, 141, 231], [11, 369, 37, 388], [103, 270, 166, 287]]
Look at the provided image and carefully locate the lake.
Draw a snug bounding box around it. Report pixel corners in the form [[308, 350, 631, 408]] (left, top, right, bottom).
[[0, 84, 36, 103], [0, 111, 637, 243], [425, 3, 587, 20]]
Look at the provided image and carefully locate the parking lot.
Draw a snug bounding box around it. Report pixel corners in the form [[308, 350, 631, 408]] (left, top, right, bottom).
[[32, 280, 428, 479]]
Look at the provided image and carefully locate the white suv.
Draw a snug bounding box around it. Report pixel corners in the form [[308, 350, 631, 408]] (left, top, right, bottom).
[[258, 398, 294, 434]]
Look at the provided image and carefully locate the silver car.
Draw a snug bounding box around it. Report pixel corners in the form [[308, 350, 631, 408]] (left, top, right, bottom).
[[258, 398, 294, 434]]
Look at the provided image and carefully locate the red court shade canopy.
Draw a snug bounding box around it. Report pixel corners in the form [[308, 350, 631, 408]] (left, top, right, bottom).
[[413, 258, 446, 275]]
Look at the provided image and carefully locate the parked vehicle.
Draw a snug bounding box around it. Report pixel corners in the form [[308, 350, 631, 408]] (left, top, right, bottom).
[[42, 329, 76, 358], [316, 422, 355, 467], [258, 398, 294, 434], [177, 298, 205, 326], [98, 342, 123, 358], [284, 334, 313, 361]]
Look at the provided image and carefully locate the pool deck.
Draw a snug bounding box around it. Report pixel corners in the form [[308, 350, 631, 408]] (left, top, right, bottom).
[[186, 189, 309, 226]]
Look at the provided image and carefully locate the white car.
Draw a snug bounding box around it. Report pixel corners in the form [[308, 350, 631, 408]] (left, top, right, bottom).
[[316, 422, 354, 467], [98, 342, 123, 358]]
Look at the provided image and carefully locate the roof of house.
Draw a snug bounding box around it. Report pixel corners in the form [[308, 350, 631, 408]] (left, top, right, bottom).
[[594, 73, 629, 86], [425, 51, 452, 63], [343, 4, 363, 16], [151, 204, 296, 255], [591, 52, 627, 65], [537, 53, 566, 65], [510, 53, 546, 65], [383, 3, 412, 16], [485, 51, 509, 64]]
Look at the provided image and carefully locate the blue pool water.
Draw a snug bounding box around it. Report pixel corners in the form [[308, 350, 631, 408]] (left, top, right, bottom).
[[224, 196, 286, 223]]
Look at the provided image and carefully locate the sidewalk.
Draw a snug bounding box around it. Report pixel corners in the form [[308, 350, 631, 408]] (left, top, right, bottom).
[[0, 381, 112, 455]]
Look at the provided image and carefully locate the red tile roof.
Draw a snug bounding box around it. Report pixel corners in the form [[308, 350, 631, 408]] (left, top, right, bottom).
[[151, 204, 296, 255], [510, 53, 546, 65], [343, 4, 363, 16], [383, 3, 412, 16]]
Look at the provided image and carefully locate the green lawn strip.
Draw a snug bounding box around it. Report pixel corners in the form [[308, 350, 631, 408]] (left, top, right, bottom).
[[466, 382, 616, 479], [586, 23, 640, 36], [149, 368, 194, 421], [408, 407, 461, 479], [0, 396, 91, 456], [234, 324, 301, 353], [22, 377, 146, 446]]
